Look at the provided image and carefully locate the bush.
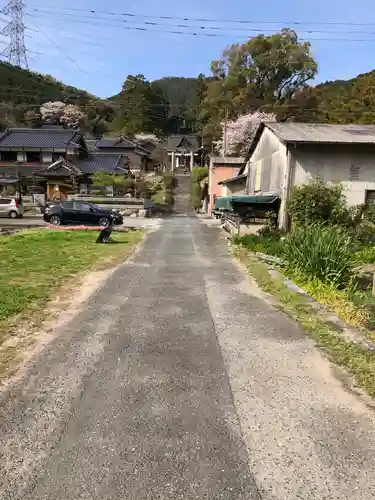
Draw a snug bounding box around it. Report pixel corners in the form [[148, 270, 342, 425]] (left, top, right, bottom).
[[287, 179, 349, 227], [283, 224, 357, 288], [233, 234, 283, 257], [356, 246, 375, 264], [164, 188, 174, 207], [163, 173, 176, 190], [352, 220, 375, 245], [364, 203, 375, 225], [191, 166, 208, 183]]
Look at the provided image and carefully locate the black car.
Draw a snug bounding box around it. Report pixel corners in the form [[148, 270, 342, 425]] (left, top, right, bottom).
[[43, 201, 123, 227]]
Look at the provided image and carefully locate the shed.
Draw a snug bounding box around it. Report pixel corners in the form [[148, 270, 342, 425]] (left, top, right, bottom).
[[247, 122, 375, 230]]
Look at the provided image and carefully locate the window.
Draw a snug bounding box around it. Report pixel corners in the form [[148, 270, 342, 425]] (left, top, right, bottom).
[[52, 153, 66, 162], [61, 201, 74, 209], [0, 199, 11, 204], [26, 152, 41, 162], [73, 201, 91, 211], [349, 164, 360, 181], [1, 151, 17, 162], [365, 190, 375, 205], [254, 159, 262, 191]]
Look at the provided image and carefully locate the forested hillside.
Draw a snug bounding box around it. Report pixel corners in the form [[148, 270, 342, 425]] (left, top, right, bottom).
[[2, 38, 375, 141], [313, 71, 375, 124], [0, 61, 113, 135]]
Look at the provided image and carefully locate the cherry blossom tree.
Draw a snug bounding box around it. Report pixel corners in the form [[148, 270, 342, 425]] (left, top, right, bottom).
[[39, 102, 86, 129], [214, 111, 276, 156], [134, 133, 160, 143], [39, 101, 65, 124], [60, 104, 86, 129]]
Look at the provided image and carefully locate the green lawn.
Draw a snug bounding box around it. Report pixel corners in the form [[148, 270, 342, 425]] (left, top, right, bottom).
[[0, 229, 143, 327]]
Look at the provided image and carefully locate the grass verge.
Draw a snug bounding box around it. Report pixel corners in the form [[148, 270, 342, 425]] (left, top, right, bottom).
[[0, 229, 143, 345], [234, 246, 375, 399]]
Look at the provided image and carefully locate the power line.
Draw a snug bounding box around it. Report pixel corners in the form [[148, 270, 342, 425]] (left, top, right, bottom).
[[29, 4, 375, 28], [25, 14, 89, 75], [28, 8, 375, 36], [0, 0, 28, 68], [24, 14, 375, 43]]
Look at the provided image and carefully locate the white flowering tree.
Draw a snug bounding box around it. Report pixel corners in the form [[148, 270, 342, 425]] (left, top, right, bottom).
[[135, 133, 160, 144], [40, 101, 65, 124], [215, 111, 276, 156], [39, 102, 86, 129], [60, 104, 86, 129]]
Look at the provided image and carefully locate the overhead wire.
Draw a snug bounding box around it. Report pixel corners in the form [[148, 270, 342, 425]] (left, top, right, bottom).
[[29, 4, 375, 28], [25, 14, 90, 75], [29, 8, 375, 35], [25, 11, 375, 42]]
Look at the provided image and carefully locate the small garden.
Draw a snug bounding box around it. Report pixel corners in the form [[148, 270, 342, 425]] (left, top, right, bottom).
[[234, 180, 375, 340]]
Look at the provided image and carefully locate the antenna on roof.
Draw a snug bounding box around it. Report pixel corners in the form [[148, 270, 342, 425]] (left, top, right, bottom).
[[0, 0, 28, 69]]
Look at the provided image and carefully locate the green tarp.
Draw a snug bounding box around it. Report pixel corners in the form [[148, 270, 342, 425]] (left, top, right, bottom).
[[214, 195, 279, 212]]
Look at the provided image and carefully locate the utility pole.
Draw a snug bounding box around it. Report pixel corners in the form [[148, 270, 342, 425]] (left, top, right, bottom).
[[222, 108, 228, 157], [200, 132, 204, 167], [1, 0, 28, 69]]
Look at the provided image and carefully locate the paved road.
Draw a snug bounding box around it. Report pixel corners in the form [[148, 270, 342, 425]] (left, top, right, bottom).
[[1, 216, 375, 499], [0, 216, 161, 230]]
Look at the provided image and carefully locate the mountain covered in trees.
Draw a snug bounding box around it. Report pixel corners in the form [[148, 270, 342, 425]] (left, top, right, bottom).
[[0, 61, 114, 136], [1, 30, 375, 144]]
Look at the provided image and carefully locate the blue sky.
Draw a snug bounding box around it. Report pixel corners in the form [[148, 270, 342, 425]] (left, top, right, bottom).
[[9, 0, 375, 97]]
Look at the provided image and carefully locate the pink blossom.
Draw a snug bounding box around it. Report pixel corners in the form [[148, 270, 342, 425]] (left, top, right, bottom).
[[215, 111, 276, 156]]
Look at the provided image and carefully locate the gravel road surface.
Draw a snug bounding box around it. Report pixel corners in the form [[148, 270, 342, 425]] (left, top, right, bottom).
[[1, 216, 375, 499]]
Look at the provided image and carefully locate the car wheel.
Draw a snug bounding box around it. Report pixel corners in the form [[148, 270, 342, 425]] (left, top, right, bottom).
[[98, 216, 110, 227], [49, 215, 62, 226], [8, 211, 17, 219]]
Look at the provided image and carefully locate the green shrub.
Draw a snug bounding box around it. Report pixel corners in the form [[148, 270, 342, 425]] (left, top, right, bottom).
[[233, 234, 283, 257], [364, 203, 375, 225], [283, 224, 357, 288], [287, 179, 349, 227], [191, 166, 208, 183], [355, 246, 375, 264], [163, 173, 176, 190], [164, 188, 174, 206], [352, 220, 375, 245]]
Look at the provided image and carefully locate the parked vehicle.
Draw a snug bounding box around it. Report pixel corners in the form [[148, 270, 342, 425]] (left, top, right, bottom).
[[43, 201, 123, 227], [0, 197, 24, 218]]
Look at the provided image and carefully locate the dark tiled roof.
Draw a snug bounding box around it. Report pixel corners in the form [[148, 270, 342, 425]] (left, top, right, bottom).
[[162, 135, 201, 152], [85, 140, 98, 152], [96, 137, 137, 149], [0, 165, 47, 177], [0, 164, 80, 178], [0, 154, 127, 179], [75, 154, 126, 174], [0, 128, 82, 149]]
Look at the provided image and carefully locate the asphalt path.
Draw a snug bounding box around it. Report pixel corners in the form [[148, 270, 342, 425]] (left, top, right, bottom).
[[1, 216, 375, 499]]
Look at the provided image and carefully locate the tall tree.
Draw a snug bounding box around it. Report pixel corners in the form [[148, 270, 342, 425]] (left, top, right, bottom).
[[199, 29, 318, 146], [113, 74, 169, 135]]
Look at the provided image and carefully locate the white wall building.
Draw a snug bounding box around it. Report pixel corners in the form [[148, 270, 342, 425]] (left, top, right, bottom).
[[247, 122, 375, 230]]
